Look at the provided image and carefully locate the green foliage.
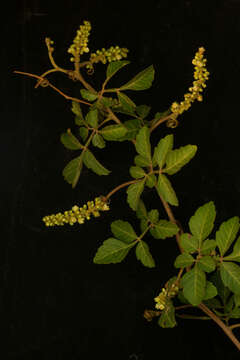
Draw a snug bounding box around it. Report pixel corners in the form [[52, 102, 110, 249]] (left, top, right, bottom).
[[117, 92, 136, 115], [100, 124, 127, 140], [129, 166, 145, 179], [136, 104, 151, 119], [92, 133, 106, 148], [135, 240, 155, 268], [220, 262, 240, 294], [164, 145, 197, 175], [111, 220, 137, 243], [224, 237, 240, 262], [156, 174, 179, 206], [60, 130, 83, 150], [153, 134, 173, 170], [126, 180, 145, 211], [174, 253, 195, 268], [181, 264, 206, 306], [150, 220, 179, 239], [86, 109, 99, 128], [119, 65, 155, 91], [93, 238, 136, 264], [179, 233, 199, 254], [80, 88, 98, 101], [106, 60, 130, 80], [135, 126, 151, 163], [158, 300, 177, 328], [203, 281, 218, 300], [216, 216, 240, 256], [83, 149, 110, 175], [62, 154, 83, 188], [79, 127, 89, 142]]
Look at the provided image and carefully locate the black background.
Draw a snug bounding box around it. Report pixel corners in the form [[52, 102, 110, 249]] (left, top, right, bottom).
[[2, 0, 240, 359]]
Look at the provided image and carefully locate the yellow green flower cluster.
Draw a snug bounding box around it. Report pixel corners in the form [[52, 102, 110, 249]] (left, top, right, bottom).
[[42, 196, 109, 227], [154, 283, 179, 310], [68, 21, 91, 62], [86, 46, 129, 71], [170, 47, 209, 116]]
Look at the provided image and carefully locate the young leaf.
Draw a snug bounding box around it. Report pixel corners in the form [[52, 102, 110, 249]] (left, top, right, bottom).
[[174, 253, 195, 268], [111, 220, 137, 243], [71, 101, 83, 117], [93, 238, 136, 264], [117, 92, 136, 115], [60, 129, 83, 150], [92, 133, 106, 149], [119, 65, 155, 91], [203, 281, 218, 300], [220, 261, 240, 294], [100, 124, 127, 140], [181, 264, 206, 306], [135, 240, 155, 268], [136, 105, 151, 119], [152, 134, 174, 170], [106, 60, 130, 80], [223, 236, 240, 262], [158, 300, 177, 328], [216, 216, 240, 257], [145, 174, 157, 188], [156, 174, 179, 206], [135, 126, 151, 162], [79, 127, 89, 142], [180, 233, 199, 253], [134, 154, 150, 167], [83, 149, 110, 176], [86, 109, 99, 128], [126, 179, 145, 211], [136, 199, 148, 220], [148, 209, 159, 224], [201, 239, 217, 255], [129, 166, 145, 179], [150, 220, 179, 239], [164, 145, 197, 175], [80, 88, 98, 101], [188, 201, 216, 247], [198, 256, 216, 273], [62, 154, 83, 188]]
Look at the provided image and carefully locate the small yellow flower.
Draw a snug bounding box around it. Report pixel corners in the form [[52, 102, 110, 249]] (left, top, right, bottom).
[[68, 21, 91, 61], [154, 288, 167, 310], [86, 46, 129, 71], [42, 196, 109, 227]]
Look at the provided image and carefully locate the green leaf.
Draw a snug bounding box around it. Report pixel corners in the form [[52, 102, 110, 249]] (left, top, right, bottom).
[[234, 294, 240, 307], [210, 270, 231, 305], [201, 239, 217, 255], [220, 262, 240, 294], [203, 297, 222, 309], [148, 209, 159, 224], [181, 264, 206, 306], [198, 256, 216, 273], [117, 92, 136, 115], [92, 133, 106, 149], [180, 233, 199, 254], [118, 119, 142, 141], [100, 124, 127, 140], [164, 145, 197, 175], [158, 300, 177, 328], [223, 236, 240, 262], [174, 253, 195, 268], [79, 127, 89, 142], [216, 216, 240, 256], [83, 149, 110, 176], [86, 109, 99, 128], [62, 154, 83, 188], [80, 88, 98, 101], [93, 238, 136, 264], [145, 174, 157, 188], [156, 174, 179, 206], [119, 65, 155, 91], [126, 179, 145, 211], [129, 166, 145, 179], [134, 154, 150, 167], [203, 281, 218, 300], [60, 129, 83, 150], [106, 60, 130, 80], [150, 220, 179, 239], [151, 109, 171, 127], [111, 220, 137, 243], [135, 240, 155, 268], [71, 101, 83, 117], [136, 105, 151, 119], [136, 199, 148, 220], [140, 219, 148, 232], [230, 307, 240, 319], [189, 201, 216, 247], [135, 126, 151, 162], [153, 134, 174, 170]]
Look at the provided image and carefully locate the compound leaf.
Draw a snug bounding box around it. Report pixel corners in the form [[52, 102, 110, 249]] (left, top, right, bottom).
[[153, 134, 174, 170], [126, 179, 145, 211], [164, 145, 197, 175], [93, 238, 136, 264], [111, 220, 137, 243], [83, 149, 110, 176], [156, 174, 178, 206], [220, 261, 240, 294], [174, 253, 195, 269], [216, 216, 240, 256], [119, 65, 155, 91], [150, 220, 179, 239], [100, 124, 127, 141], [181, 264, 206, 306]]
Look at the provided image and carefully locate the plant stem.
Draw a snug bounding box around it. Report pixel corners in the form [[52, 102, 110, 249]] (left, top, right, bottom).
[[105, 179, 139, 200], [229, 324, 240, 331]]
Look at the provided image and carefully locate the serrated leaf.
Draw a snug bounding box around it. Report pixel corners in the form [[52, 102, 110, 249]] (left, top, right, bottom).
[[83, 149, 110, 176], [203, 281, 218, 300], [118, 119, 142, 141], [156, 174, 179, 206], [106, 60, 130, 80], [134, 154, 150, 167], [145, 174, 157, 188], [158, 300, 176, 328], [135, 240, 155, 268], [220, 262, 240, 294], [216, 216, 240, 256], [201, 239, 217, 255], [93, 238, 136, 264], [62, 154, 83, 188], [136, 105, 151, 119], [86, 109, 99, 128], [189, 201, 216, 247], [135, 126, 151, 162], [180, 233, 199, 253], [164, 145, 197, 175], [181, 265, 206, 306], [79, 127, 89, 142], [153, 134, 174, 170], [198, 256, 216, 273], [174, 253, 195, 268], [150, 220, 179, 239], [148, 209, 159, 224], [119, 65, 155, 91], [129, 166, 145, 179], [136, 199, 148, 220], [80, 88, 98, 101], [223, 236, 240, 262], [100, 124, 127, 140], [126, 179, 145, 211], [60, 129, 83, 150], [111, 220, 137, 243], [117, 92, 136, 115], [92, 133, 106, 149]]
